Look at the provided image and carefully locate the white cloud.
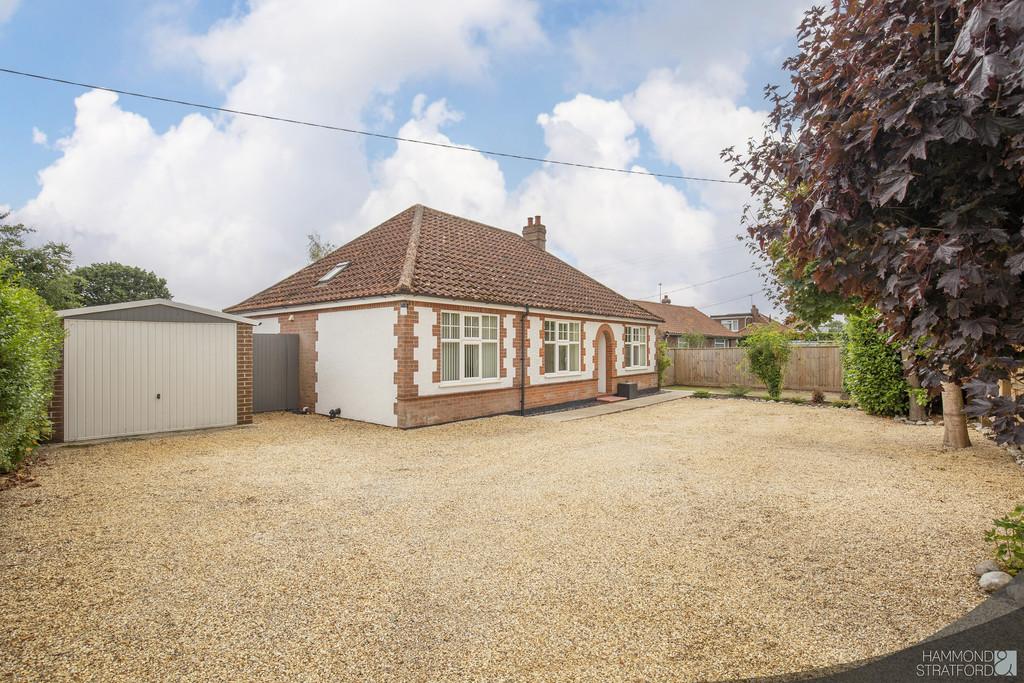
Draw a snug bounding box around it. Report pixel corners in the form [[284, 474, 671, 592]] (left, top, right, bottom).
[[14, 0, 782, 316], [354, 96, 508, 228], [14, 0, 542, 307], [353, 91, 718, 302], [31, 127, 47, 146], [509, 94, 717, 298], [0, 0, 20, 24]]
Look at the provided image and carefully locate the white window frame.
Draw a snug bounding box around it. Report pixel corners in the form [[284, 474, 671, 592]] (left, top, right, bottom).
[[440, 311, 500, 385], [543, 319, 581, 375], [623, 325, 649, 369], [722, 319, 739, 332], [714, 337, 727, 348]]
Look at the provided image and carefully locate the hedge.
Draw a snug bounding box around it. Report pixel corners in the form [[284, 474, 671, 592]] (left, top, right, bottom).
[[841, 308, 908, 416], [0, 261, 64, 472]]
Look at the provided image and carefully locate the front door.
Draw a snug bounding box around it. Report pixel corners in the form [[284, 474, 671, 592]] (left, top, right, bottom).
[[597, 332, 608, 393]]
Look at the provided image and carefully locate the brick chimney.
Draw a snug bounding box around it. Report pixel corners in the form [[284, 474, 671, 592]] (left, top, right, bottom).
[[661, 295, 671, 304], [522, 215, 546, 251]]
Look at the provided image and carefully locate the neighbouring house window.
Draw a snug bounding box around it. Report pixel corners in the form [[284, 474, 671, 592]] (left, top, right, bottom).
[[714, 338, 727, 348], [543, 320, 580, 373], [441, 312, 499, 382], [722, 319, 739, 332], [624, 326, 648, 368]]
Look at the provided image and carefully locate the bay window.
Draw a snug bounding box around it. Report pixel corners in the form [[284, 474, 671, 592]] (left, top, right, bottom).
[[543, 320, 580, 374], [624, 326, 648, 368], [441, 312, 499, 383]]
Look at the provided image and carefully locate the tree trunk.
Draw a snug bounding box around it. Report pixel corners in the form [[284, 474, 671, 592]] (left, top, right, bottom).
[[998, 379, 1013, 398], [941, 381, 971, 449], [902, 350, 927, 422]]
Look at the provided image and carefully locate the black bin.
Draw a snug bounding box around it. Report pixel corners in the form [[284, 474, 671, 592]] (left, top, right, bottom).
[[616, 382, 639, 400]]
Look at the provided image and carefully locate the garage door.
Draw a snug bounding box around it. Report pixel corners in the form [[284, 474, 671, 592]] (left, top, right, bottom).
[[64, 320, 237, 441]]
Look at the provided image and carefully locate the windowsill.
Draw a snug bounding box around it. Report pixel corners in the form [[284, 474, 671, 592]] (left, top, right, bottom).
[[621, 366, 651, 373], [542, 370, 584, 378], [438, 377, 503, 389]]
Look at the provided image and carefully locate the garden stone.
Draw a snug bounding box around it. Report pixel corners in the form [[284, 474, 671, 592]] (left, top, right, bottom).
[[979, 571, 1013, 592], [974, 559, 1001, 576]]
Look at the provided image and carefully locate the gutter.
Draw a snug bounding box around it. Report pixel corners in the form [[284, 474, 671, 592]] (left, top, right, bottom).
[[520, 305, 529, 416]]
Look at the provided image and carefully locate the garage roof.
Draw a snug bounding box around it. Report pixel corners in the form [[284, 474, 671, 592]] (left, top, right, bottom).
[[58, 299, 258, 325]]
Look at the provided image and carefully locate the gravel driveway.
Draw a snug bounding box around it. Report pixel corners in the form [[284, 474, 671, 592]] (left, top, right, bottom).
[[1, 400, 1020, 681]]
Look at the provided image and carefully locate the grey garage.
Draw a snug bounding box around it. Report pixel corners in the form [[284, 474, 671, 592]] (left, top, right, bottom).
[[50, 299, 256, 442]]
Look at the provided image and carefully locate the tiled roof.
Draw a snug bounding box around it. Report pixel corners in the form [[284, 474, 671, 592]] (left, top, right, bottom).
[[710, 308, 790, 332], [226, 205, 660, 321], [631, 300, 740, 338]]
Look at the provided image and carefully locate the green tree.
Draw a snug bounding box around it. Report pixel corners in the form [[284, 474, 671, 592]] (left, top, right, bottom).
[[764, 239, 859, 329], [0, 261, 64, 471], [841, 309, 909, 416], [73, 262, 171, 306], [741, 324, 792, 400], [307, 232, 338, 262], [656, 340, 673, 387], [679, 332, 706, 348], [0, 217, 80, 309]]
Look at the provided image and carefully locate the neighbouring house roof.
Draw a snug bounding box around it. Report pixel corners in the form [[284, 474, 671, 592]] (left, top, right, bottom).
[[710, 306, 789, 332], [631, 300, 740, 339], [225, 205, 661, 321], [59, 298, 257, 325]]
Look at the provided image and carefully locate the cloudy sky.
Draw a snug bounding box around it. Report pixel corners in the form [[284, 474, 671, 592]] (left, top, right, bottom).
[[0, 0, 809, 314]]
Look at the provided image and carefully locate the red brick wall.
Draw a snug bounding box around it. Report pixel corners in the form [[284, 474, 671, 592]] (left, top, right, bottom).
[[46, 350, 65, 443], [395, 372, 657, 428], [236, 324, 253, 425], [394, 303, 418, 405], [277, 311, 319, 411]]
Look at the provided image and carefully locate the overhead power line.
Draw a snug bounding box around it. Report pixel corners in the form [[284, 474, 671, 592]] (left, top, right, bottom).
[[701, 291, 759, 310], [634, 268, 756, 301], [0, 67, 741, 185]]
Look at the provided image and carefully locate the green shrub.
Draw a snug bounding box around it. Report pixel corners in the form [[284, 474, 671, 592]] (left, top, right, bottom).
[[840, 308, 908, 416], [810, 389, 826, 404], [692, 390, 711, 399], [741, 324, 791, 400], [986, 504, 1024, 576], [0, 261, 64, 472], [656, 340, 672, 387], [727, 384, 750, 397]]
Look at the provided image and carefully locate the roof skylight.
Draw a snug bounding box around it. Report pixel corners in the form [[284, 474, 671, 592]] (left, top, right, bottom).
[[317, 261, 351, 283]]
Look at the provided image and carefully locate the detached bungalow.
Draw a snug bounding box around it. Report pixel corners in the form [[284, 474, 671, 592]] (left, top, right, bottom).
[[632, 297, 742, 348], [225, 205, 662, 427]]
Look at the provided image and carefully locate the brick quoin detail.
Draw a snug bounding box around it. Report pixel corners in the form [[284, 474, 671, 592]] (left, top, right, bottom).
[[236, 324, 253, 425], [393, 303, 419, 415], [277, 311, 319, 411], [46, 350, 65, 443]]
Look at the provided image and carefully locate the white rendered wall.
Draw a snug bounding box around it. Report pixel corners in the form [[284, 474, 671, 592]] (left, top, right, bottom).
[[315, 307, 397, 426], [252, 316, 280, 334]]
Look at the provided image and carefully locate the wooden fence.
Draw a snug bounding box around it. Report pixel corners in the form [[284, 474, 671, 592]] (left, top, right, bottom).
[[671, 345, 843, 393]]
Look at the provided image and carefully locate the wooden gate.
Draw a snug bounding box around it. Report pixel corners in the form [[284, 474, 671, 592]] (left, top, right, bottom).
[[253, 334, 299, 412]]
